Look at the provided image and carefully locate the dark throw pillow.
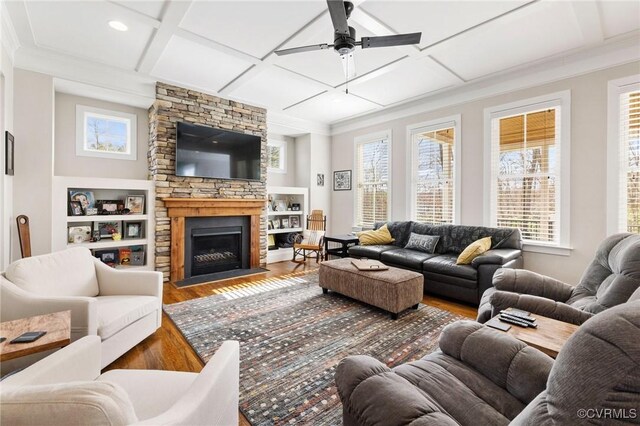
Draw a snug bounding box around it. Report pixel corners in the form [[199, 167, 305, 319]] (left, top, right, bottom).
[[404, 233, 440, 254]]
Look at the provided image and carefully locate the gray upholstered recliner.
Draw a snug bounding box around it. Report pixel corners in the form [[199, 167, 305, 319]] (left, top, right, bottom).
[[336, 297, 640, 425], [477, 233, 640, 325]]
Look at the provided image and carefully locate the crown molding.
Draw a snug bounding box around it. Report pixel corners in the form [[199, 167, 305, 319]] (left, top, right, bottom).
[[330, 31, 640, 136], [267, 111, 331, 137], [1, 3, 20, 62]]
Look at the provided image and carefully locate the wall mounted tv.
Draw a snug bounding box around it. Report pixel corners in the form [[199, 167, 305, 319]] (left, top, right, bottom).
[[175, 122, 261, 181]]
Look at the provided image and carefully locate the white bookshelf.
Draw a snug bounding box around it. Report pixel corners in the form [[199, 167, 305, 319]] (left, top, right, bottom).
[[52, 176, 155, 270], [267, 186, 308, 264]]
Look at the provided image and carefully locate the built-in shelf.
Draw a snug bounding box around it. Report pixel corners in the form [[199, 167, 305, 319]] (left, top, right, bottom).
[[268, 227, 303, 235], [67, 238, 147, 250], [267, 211, 303, 216], [67, 214, 148, 223]]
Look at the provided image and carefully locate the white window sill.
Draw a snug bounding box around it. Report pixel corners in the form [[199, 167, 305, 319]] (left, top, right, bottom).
[[522, 243, 573, 256]]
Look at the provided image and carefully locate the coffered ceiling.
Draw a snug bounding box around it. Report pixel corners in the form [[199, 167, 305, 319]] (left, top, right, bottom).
[[3, 0, 640, 127]]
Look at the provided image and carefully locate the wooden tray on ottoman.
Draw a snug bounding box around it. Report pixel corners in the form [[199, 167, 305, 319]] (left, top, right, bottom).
[[319, 258, 423, 319]]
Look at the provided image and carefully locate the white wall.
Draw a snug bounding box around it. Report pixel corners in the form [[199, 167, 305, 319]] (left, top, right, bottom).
[[308, 134, 331, 216], [54, 93, 149, 179], [0, 43, 14, 269], [266, 133, 295, 187], [295, 134, 311, 189], [12, 69, 54, 259], [331, 61, 640, 285]]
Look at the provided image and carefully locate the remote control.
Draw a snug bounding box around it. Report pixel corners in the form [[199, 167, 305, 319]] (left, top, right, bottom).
[[498, 315, 532, 328], [502, 309, 536, 321], [500, 310, 536, 322], [500, 313, 538, 327]]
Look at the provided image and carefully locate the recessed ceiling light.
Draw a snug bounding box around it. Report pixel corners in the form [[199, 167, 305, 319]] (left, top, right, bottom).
[[108, 21, 128, 32]]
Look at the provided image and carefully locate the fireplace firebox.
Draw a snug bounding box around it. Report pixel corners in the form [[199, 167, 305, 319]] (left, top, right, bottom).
[[184, 216, 250, 283]]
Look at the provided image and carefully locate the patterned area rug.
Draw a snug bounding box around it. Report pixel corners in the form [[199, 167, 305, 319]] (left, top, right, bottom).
[[164, 271, 465, 425]]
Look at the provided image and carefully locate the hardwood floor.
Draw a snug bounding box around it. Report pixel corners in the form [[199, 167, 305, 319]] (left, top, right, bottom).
[[105, 260, 477, 425]]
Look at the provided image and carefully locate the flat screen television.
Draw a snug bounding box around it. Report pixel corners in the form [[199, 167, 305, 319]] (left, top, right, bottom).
[[175, 122, 261, 181]]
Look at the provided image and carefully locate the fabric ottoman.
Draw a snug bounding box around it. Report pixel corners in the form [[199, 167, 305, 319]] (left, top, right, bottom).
[[319, 258, 424, 319]]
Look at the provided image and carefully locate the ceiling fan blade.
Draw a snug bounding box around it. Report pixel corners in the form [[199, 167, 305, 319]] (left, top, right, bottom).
[[341, 53, 356, 79], [327, 0, 350, 36], [274, 43, 332, 56], [361, 32, 422, 49]]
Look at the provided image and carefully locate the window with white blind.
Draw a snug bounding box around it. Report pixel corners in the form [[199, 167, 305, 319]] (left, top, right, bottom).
[[607, 76, 640, 234], [354, 131, 391, 228], [409, 116, 461, 224], [485, 92, 570, 250]]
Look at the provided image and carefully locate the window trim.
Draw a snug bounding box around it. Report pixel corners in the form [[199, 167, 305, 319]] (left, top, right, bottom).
[[353, 129, 392, 229], [607, 75, 640, 235], [406, 115, 461, 224], [483, 90, 571, 255], [75, 105, 137, 161], [267, 139, 287, 174]]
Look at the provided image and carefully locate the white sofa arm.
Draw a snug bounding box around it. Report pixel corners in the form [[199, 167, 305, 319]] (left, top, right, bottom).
[[94, 259, 163, 299], [1, 276, 98, 337], [1, 336, 101, 387], [133, 341, 240, 426]]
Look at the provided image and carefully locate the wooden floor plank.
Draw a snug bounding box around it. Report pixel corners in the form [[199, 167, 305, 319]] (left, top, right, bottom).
[[104, 261, 477, 425]]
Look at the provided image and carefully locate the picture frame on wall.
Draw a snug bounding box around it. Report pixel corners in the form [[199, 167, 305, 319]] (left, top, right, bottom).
[[125, 195, 145, 214], [5, 131, 14, 176], [333, 170, 352, 191], [317, 173, 324, 187]]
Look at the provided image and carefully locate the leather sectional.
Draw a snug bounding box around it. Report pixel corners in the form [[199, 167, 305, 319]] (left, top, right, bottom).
[[348, 221, 523, 305]]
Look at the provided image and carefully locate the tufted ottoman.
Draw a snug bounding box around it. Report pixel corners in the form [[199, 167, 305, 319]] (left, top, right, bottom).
[[319, 258, 424, 319]]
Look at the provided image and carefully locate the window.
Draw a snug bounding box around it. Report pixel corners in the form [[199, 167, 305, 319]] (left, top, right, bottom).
[[409, 116, 460, 224], [485, 91, 570, 251], [267, 139, 286, 173], [608, 76, 640, 234], [354, 131, 391, 228], [75, 105, 137, 161]]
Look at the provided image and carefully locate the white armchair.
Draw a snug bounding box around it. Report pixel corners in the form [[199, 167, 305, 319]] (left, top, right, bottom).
[[0, 247, 162, 367], [0, 336, 240, 426]]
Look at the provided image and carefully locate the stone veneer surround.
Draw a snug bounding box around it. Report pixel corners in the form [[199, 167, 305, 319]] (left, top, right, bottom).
[[148, 82, 267, 281]]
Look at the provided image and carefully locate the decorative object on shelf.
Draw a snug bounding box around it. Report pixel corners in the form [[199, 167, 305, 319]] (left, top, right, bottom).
[[119, 248, 132, 265], [273, 219, 280, 229], [275, 200, 287, 212], [289, 216, 300, 228], [69, 191, 95, 211], [317, 173, 325, 187], [96, 221, 121, 239], [130, 247, 145, 266], [94, 249, 119, 267], [268, 220, 274, 230], [69, 201, 84, 216], [281, 218, 289, 229], [5, 131, 14, 176], [91, 230, 101, 242], [268, 234, 277, 250], [124, 221, 142, 239], [267, 202, 273, 211], [85, 207, 98, 216], [76, 105, 137, 161], [111, 232, 122, 241], [68, 225, 92, 243], [291, 203, 301, 211], [333, 170, 352, 191], [125, 195, 145, 214], [96, 200, 123, 215]]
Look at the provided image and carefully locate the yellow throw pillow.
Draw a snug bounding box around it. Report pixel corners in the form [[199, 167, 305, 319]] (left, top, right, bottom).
[[357, 224, 395, 246], [456, 237, 492, 265]]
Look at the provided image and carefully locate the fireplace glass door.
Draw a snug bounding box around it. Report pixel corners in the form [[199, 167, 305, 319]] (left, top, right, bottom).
[[191, 226, 242, 276]]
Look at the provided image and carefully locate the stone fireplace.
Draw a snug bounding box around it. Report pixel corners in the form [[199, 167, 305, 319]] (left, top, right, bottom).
[[148, 83, 267, 282]]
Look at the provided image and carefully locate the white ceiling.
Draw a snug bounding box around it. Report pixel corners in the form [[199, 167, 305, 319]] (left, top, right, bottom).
[[4, 0, 640, 127]]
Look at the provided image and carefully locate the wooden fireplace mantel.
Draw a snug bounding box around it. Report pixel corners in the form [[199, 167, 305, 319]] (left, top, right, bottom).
[[164, 198, 266, 283]]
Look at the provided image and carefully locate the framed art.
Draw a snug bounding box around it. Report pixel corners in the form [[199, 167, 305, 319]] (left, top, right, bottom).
[[275, 200, 287, 212], [95, 249, 119, 266], [97, 221, 121, 239], [317, 173, 325, 187], [76, 105, 137, 161], [289, 216, 300, 228], [130, 250, 145, 266], [125, 195, 145, 214], [96, 200, 123, 214], [5, 131, 13, 176], [281, 218, 289, 229], [69, 190, 95, 211], [68, 225, 92, 243], [69, 201, 84, 216], [334, 170, 352, 191], [124, 221, 142, 239]]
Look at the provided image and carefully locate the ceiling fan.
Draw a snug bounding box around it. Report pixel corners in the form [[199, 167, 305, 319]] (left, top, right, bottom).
[[274, 0, 421, 83]]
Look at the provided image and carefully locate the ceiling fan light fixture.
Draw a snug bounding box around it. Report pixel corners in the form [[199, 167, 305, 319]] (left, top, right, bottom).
[[108, 20, 128, 32]]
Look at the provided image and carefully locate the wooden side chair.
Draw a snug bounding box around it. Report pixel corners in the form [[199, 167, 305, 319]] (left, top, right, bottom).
[[292, 210, 326, 264], [16, 215, 31, 258]]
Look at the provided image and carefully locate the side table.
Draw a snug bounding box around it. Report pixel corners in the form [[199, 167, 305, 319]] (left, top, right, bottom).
[[0, 311, 71, 362], [324, 234, 359, 260]]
